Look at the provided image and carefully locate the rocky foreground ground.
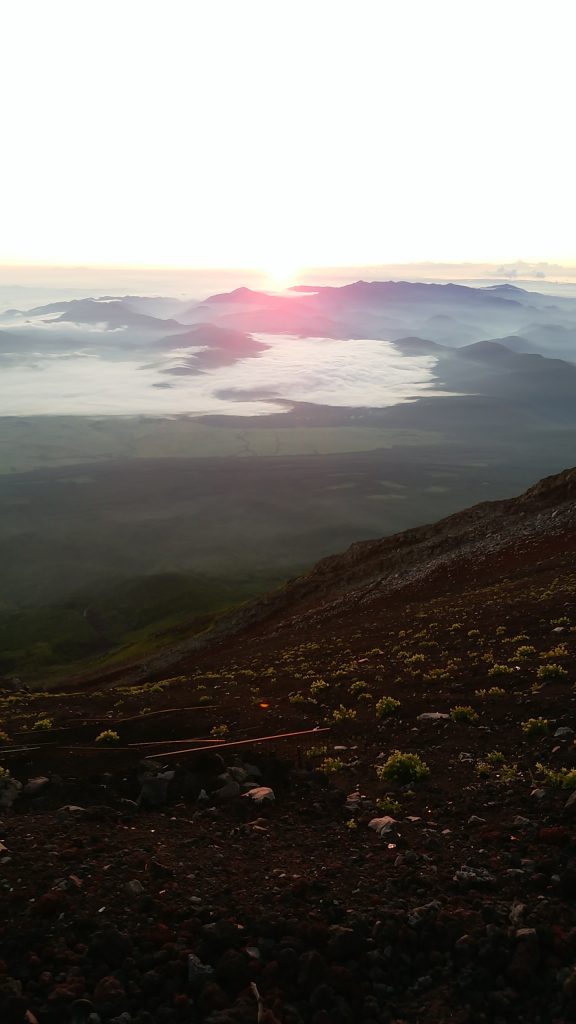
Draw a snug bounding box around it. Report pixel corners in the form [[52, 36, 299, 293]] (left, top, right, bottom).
[[2, 470, 576, 1024]]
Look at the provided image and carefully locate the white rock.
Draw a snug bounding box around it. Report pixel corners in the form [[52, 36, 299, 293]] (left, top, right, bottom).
[[0, 776, 22, 810], [368, 815, 398, 836], [244, 786, 275, 804]]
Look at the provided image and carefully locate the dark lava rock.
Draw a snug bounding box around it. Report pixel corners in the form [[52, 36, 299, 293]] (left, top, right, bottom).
[[89, 927, 133, 968]]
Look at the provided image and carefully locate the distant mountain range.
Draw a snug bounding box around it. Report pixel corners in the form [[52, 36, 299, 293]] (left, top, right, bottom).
[[3, 279, 576, 357]]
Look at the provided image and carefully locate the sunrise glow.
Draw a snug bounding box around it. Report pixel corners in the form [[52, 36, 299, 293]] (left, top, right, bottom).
[[1, 0, 574, 270]]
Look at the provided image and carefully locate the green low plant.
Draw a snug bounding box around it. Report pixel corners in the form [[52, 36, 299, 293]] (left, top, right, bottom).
[[515, 645, 537, 659], [536, 762, 576, 789], [537, 663, 568, 681], [210, 724, 230, 739], [488, 664, 515, 677], [289, 692, 310, 705], [450, 705, 479, 723], [376, 795, 402, 815], [95, 729, 120, 744], [476, 755, 519, 782], [310, 679, 329, 698], [305, 743, 328, 758], [375, 750, 430, 784], [375, 696, 401, 718], [475, 686, 506, 698], [31, 717, 53, 731], [318, 757, 345, 774], [485, 750, 505, 765], [330, 705, 358, 723], [521, 717, 549, 737]]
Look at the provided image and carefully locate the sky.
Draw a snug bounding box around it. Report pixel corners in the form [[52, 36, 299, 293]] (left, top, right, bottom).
[[2, 0, 575, 276]]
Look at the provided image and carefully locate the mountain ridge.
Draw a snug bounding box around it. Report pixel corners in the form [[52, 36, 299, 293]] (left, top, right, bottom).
[[76, 464, 576, 687]]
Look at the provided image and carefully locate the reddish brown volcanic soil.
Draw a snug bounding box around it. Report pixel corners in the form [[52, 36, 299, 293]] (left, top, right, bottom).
[[2, 469, 576, 1024]]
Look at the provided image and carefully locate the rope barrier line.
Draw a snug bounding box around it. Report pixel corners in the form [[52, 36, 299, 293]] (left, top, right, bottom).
[[145, 726, 330, 759]]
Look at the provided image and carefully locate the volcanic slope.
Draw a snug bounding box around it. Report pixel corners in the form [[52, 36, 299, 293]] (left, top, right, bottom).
[[2, 468, 576, 1024]]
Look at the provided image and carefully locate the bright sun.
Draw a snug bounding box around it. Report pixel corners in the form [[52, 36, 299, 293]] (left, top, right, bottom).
[[264, 260, 298, 291]]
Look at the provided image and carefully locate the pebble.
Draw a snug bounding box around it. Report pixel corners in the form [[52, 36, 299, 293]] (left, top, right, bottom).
[[125, 880, 145, 897], [0, 775, 22, 810], [453, 865, 496, 887], [23, 776, 51, 797], [368, 816, 398, 837], [564, 790, 576, 813]]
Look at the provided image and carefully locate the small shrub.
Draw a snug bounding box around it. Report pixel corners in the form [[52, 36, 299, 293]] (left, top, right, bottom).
[[330, 705, 358, 723], [318, 757, 345, 774], [450, 705, 479, 724], [536, 762, 576, 789], [486, 750, 505, 765], [376, 751, 430, 785], [515, 645, 537, 659], [310, 679, 329, 698], [521, 717, 549, 738], [375, 696, 401, 718], [475, 686, 506, 699], [0, 730, 11, 744], [500, 763, 520, 783], [545, 644, 569, 658], [95, 729, 120, 744], [210, 724, 230, 739], [350, 680, 369, 696], [305, 744, 328, 758], [288, 692, 309, 705], [476, 754, 519, 782], [537, 663, 568, 681], [488, 664, 515, 678], [376, 795, 402, 815], [31, 717, 53, 731]]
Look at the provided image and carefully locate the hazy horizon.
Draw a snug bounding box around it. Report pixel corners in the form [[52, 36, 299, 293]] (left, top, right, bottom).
[[3, 262, 576, 316]]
